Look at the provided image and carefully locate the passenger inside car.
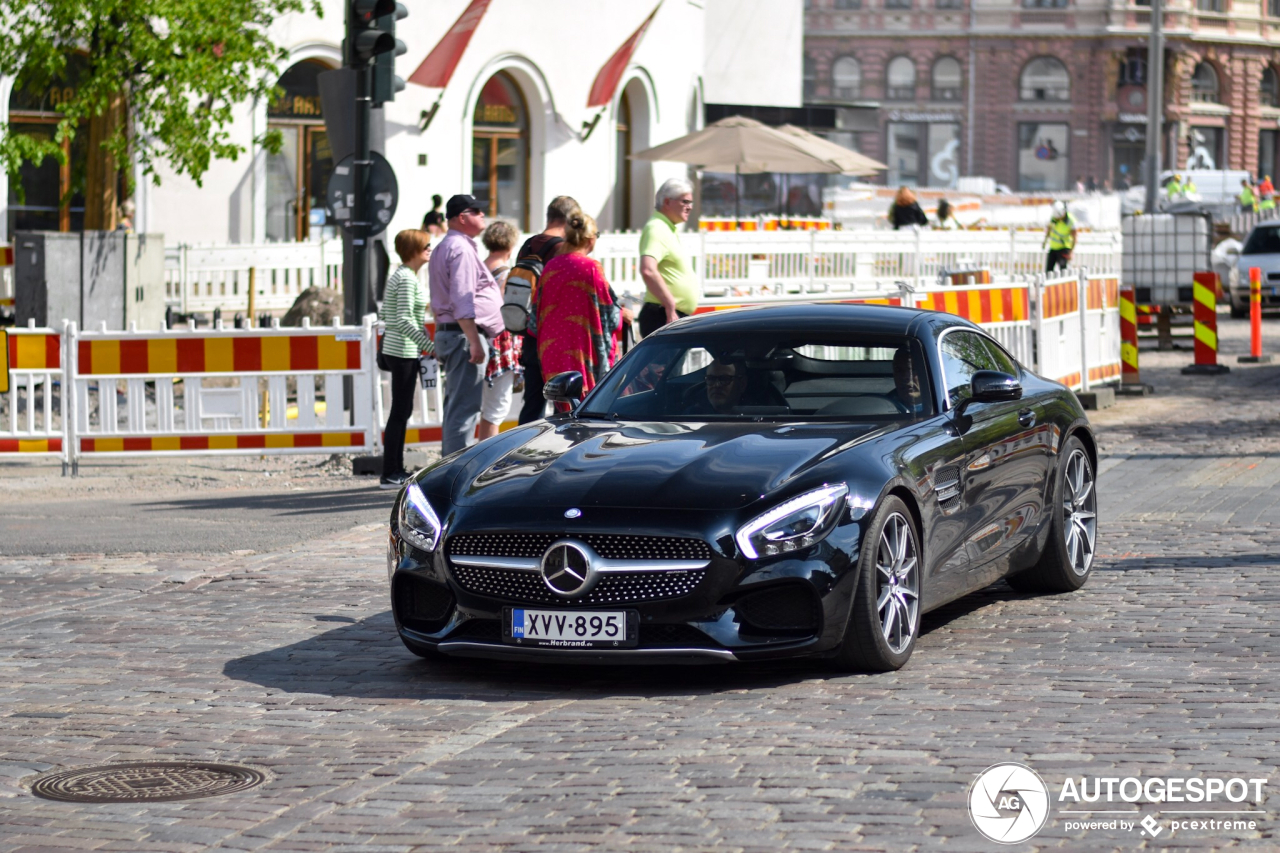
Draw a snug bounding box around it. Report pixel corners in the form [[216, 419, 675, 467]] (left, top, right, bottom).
[[893, 347, 925, 414]]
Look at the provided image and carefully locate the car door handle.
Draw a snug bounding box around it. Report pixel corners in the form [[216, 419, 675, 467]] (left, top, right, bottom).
[[1018, 408, 1036, 428]]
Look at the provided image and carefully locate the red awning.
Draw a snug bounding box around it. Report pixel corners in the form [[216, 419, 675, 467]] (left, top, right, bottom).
[[586, 3, 661, 108], [408, 0, 493, 89]]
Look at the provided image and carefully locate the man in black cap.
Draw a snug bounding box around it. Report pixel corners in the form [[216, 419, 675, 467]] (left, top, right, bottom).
[[428, 195, 505, 454]]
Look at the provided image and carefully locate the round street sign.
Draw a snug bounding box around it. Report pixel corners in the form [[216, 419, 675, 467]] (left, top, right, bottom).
[[326, 152, 399, 236]]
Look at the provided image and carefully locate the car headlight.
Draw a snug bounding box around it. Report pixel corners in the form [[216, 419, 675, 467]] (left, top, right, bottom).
[[735, 483, 849, 560], [397, 483, 442, 552]]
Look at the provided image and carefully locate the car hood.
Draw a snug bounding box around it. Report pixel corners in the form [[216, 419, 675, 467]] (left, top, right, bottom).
[[450, 419, 888, 510]]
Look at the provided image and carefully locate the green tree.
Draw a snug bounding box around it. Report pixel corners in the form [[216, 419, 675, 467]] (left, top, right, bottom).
[[0, 0, 321, 229]]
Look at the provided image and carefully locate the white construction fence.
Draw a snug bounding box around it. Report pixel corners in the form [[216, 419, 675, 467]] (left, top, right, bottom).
[[2, 268, 1120, 471], [156, 228, 1121, 318]]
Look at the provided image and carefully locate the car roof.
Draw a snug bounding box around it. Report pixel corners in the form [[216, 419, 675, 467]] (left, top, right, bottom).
[[654, 302, 969, 338]]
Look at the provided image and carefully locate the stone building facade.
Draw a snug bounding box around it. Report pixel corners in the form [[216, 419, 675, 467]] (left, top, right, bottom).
[[805, 0, 1280, 190]]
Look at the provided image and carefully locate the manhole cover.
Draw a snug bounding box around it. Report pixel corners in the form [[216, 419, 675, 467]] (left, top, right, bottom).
[[31, 762, 266, 803]]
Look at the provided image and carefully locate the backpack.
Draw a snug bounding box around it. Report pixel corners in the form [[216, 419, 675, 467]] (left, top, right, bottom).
[[501, 255, 541, 334], [501, 234, 562, 335]]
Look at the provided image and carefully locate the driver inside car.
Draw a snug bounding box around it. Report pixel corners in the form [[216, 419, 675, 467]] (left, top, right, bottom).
[[703, 359, 749, 414], [684, 357, 787, 415]]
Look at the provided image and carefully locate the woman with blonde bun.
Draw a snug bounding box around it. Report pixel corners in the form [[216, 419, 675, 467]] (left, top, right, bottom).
[[534, 211, 619, 408]]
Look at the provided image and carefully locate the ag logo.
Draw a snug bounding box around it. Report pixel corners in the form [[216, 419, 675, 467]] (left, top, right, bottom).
[[968, 763, 1050, 844]]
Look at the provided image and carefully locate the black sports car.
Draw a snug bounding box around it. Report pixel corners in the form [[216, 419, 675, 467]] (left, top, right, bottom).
[[388, 303, 1097, 671]]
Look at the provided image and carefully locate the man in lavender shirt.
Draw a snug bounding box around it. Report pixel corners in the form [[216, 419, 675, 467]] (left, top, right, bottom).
[[428, 194, 505, 455]]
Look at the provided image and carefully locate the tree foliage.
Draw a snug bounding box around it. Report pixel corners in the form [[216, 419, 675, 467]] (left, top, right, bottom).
[[0, 0, 323, 192]]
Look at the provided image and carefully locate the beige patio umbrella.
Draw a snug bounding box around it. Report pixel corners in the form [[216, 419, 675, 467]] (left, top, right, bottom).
[[775, 124, 886, 176], [632, 116, 884, 220]]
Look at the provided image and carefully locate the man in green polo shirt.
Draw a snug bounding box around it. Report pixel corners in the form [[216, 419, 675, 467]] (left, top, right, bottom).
[[638, 178, 699, 337]]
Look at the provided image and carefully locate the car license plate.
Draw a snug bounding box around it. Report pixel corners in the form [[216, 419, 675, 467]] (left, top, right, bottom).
[[503, 607, 638, 648]]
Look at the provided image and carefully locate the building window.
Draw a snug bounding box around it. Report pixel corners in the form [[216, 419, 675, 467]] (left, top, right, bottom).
[[7, 55, 92, 236], [1023, 0, 1068, 7], [1187, 126, 1222, 168], [931, 57, 962, 101], [266, 59, 337, 243], [833, 57, 862, 100], [885, 0, 913, 8], [834, 0, 861, 8], [1195, 0, 1225, 11], [803, 55, 817, 101], [1259, 130, 1279, 182], [1118, 55, 1147, 87], [472, 72, 529, 229], [1270, 0, 1280, 16], [1262, 67, 1279, 107], [1018, 122, 1069, 191], [936, 0, 963, 7], [886, 122, 961, 187], [1191, 62, 1221, 103], [1019, 57, 1071, 101], [886, 56, 917, 101]]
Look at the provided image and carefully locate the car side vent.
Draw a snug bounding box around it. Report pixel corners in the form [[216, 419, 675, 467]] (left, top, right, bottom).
[[394, 576, 456, 633], [933, 465, 962, 513], [735, 585, 821, 635]]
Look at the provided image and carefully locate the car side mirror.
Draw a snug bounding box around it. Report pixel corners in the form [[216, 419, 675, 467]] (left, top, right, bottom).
[[970, 370, 1022, 403], [544, 371, 585, 408]]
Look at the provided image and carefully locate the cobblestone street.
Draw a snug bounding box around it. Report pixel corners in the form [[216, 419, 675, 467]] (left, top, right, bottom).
[[0, 317, 1277, 852]]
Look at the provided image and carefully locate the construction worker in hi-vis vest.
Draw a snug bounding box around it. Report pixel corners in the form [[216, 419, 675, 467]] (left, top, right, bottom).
[[1042, 201, 1077, 274]]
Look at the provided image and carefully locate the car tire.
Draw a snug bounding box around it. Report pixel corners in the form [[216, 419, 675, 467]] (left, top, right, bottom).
[[1230, 300, 1249, 320], [1007, 435, 1097, 593], [399, 634, 447, 661], [830, 495, 921, 673]]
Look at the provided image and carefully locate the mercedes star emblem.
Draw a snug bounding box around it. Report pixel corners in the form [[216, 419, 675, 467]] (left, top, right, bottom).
[[540, 540, 596, 598], [564, 508, 582, 519]]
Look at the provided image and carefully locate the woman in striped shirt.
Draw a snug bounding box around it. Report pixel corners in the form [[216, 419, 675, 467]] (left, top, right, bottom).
[[378, 230, 435, 489]]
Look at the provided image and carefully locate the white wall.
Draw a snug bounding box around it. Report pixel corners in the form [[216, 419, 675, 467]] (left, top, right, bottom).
[[3, 0, 800, 245], [703, 0, 803, 108]]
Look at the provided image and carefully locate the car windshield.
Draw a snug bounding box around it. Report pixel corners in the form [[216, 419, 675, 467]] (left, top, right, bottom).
[[580, 331, 934, 421], [1243, 226, 1280, 255]]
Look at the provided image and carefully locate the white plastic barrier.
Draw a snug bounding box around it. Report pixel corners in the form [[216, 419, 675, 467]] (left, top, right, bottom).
[[908, 279, 1038, 369], [594, 227, 1120, 301], [0, 322, 68, 466], [156, 230, 1122, 316], [373, 321, 446, 450], [67, 317, 376, 469], [166, 240, 343, 315], [1032, 272, 1121, 392]]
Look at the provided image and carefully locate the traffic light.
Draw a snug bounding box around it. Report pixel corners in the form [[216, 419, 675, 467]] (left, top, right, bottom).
[[345, 0, 406, 70], [373, 2, 409, 104]]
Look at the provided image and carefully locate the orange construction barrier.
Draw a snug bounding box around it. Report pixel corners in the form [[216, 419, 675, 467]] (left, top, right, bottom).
[[1238, 266, 1274, 364], [1182, 271, 1230, 375]]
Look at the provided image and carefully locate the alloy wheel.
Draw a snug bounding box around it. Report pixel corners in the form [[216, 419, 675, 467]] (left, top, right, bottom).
[[1063, 448, 1097, 576], [875, 512, 919, 654]]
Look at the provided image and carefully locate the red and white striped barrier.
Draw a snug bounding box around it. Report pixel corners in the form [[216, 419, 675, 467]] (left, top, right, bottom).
[[0, 322, 67, 467]]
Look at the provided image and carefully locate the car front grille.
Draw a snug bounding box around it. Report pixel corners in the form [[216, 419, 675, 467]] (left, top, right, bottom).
[[449, 532, 711, 562], [450, 563, 705, 605]]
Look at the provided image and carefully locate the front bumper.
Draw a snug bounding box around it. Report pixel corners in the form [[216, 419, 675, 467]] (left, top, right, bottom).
[[387, 504, 863, 665]]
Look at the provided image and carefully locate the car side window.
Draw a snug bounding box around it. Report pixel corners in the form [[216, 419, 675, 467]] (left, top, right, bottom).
[[939, 331, 999, 408], [980, 337, 1019, 376]]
